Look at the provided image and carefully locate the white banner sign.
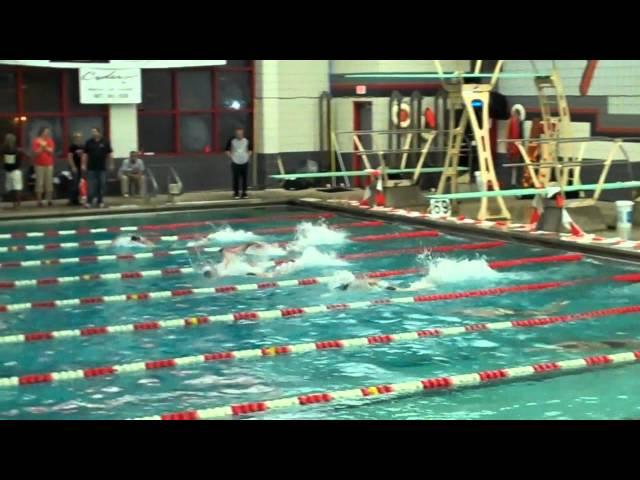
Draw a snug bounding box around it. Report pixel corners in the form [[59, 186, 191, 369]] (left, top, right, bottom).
[[79, 68, 142, 104], [0, 60, 226, 69]]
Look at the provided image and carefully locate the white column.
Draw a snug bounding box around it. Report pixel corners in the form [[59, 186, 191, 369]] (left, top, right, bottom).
[[108, 104, 138, 158]]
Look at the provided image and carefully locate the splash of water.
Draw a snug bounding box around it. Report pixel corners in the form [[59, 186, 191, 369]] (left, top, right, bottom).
[[273, 246, 349, 275], [411, 256, 499, 289], [210, 226, 261, 244], [288, 221, 349, 251]]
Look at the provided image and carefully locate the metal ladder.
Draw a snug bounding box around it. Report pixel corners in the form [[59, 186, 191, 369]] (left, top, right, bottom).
[[144, 167, 160, 203], [532, 61, 579, 189]]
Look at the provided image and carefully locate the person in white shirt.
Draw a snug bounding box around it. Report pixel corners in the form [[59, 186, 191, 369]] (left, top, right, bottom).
[[118, 151, 145, 197]]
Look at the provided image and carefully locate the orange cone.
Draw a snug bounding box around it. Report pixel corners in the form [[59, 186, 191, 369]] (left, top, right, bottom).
[[562, 210, 585, 237]]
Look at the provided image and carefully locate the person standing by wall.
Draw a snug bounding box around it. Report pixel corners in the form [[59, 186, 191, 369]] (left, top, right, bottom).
[[31, 127, 55, 207], [2, 133, 25, 208], [67, 132, 84, 206], [118, 151, 145, 197], [82, 127, 114, 208], [225, 127, 252, 199]]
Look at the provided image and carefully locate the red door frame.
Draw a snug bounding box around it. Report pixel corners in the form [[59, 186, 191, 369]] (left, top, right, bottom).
[[352, 101, 371, 188]]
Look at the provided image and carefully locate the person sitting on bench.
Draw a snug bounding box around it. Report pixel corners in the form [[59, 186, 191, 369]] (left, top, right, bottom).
[[119, 151, 145, 197]]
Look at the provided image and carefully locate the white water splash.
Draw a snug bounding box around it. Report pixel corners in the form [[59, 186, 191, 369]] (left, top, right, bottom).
[[210, 226, 261, 244], [273, 246, 349, 275], [410, 256, 499, 289], [288, 221, 349, 251]]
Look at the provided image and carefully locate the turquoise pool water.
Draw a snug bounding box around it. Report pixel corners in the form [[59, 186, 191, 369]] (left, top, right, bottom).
[[0, 205, 639, 420]]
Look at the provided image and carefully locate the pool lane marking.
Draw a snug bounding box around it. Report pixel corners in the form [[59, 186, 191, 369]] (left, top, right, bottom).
[[1, 272, 638, 346], [3, 303, 639, 390], [0, 229, 440, 265], [132, 348, 640, 420], [0, 253, 584, 313], [0, 220, 386, 252], [0, 212, 337, 240]]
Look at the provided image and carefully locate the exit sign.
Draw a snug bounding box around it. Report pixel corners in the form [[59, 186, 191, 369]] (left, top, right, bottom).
[[356, 85, 367, 95]]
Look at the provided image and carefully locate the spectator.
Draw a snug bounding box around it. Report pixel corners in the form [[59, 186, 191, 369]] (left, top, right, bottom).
[[31, 127, 55, 207], [225, 127, 252, 199], [67, 132, 84, 206], [82, 127, 114, 208], [119, 151, 145, 197], [2, 133, 25, 208]]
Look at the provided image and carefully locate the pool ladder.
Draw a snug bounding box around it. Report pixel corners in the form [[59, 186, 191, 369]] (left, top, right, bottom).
[[144, 166, 184, 204]]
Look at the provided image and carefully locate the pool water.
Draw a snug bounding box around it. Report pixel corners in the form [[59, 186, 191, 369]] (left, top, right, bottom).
[[0, 205, 639, 420]]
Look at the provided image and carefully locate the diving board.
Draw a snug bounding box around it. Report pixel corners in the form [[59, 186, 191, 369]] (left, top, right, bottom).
[[425, 181, 640, 202], [271, 167, 469, 180]]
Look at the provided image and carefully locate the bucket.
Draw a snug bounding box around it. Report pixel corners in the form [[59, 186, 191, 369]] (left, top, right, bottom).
[[615, 200, 634, 240]]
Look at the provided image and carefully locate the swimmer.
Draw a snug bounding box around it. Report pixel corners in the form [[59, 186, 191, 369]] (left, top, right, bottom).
[[528, 338, 640, 353], [551, 339, 640, 352], [112, 234, 155, 247], [219, 242, 271, 267], [457, 300, 570, 319], [201, 263, 215, 279]]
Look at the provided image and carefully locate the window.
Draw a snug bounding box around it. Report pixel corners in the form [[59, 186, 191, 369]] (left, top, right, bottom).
[[0, 66, 108, 157], [178, 71, 212, 110], [217, 72, 252, 110], [138, 115, 174, 153], [180, 114, 212, 152], [141, 70, 172, 110], [23, 70, 61, 112], [0, 71, 17, 113], [138, 61, 254, 153]]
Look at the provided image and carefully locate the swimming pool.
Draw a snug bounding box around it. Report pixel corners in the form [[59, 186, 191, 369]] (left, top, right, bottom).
[[0, 204, 639, 420]]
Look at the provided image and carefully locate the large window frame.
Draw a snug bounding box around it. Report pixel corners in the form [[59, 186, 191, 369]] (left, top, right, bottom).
[[137, 61, 255, 154], [0, 66, 109, 158]]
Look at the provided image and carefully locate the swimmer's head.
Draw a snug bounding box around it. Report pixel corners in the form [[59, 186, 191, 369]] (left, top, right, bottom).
[[202, 265, 214, 278], [131, 235, 141, 242]]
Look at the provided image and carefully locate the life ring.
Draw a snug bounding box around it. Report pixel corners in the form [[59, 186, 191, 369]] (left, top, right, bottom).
[[511, 104, 526, 122], [421, 107, 436, 139], [391, 102, 411, 128]]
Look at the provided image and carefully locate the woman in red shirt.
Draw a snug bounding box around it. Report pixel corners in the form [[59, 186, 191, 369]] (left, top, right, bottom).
[[31, 127, 55, 207]]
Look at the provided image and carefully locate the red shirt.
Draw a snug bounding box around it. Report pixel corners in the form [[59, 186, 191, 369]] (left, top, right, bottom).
[[32, 137, 55, 167]]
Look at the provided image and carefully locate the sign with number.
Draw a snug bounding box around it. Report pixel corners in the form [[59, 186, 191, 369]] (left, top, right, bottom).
[[430, 198, 451, 217], [79, 68, 142, 104]]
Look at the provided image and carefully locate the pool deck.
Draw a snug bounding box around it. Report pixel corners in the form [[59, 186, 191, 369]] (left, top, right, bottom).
[[1, 188, 639, 261]]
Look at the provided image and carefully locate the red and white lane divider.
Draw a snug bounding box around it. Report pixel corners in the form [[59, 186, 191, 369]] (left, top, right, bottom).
[[0, 240, 512, 289], [0, 212, 336, 240], [3, 273, 638, 346], [0, 220, 386, 253], [0, 253, 584, 313], [135, 349, 640, 420], [0, 229, 440, 266], [5, 303, 637, 391]]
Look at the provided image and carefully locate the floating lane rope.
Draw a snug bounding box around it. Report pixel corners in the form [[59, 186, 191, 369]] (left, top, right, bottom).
[[3, 303, 639, 390], [0, 253, 584, 313], [133, 349, 640, 420], [0, 220, 386, 252], [0, 232, 467, 270], [2, 273, 638, 346], [0, 241, 520, 289], [0, 212, 337, 240]]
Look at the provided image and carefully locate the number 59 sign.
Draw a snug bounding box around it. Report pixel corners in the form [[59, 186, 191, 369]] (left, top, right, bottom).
[[429, 198, 451, 217]]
